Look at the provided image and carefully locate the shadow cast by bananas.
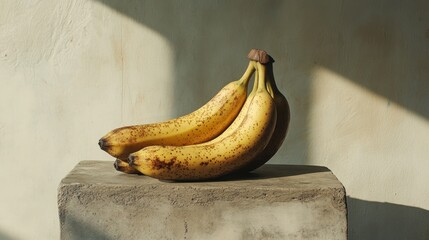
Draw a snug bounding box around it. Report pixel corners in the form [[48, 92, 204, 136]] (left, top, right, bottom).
[[157, 164, 330, 183], [218, 164, 330, 182], [347, 197, 429, 240]]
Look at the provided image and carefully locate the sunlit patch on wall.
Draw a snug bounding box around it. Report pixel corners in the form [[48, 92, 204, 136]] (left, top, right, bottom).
[[308, 66, 429, 205]]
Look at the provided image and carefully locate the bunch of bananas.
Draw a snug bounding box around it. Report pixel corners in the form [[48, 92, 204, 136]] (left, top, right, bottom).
[[98, 49, 290, 181]]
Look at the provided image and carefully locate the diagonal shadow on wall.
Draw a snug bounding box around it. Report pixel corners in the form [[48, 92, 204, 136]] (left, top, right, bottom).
[[0, 231, 17, 240], [314, 1, 429, 120]]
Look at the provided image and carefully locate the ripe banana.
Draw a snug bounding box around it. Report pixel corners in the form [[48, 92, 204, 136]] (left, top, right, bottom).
[[128, 61, 277, 180], [116, 61, 260, 175], [197, 61, 261, 145], [236, 60, 290, 173], [98, 61, 255, 161]]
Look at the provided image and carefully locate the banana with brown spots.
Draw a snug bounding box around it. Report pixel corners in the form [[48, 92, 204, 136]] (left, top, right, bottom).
[[113, 59, 260, 175], [118, 59, 259, 175], [98, 60, 255, 161], [234, 59, 291, 173], [128, 60, 277, 180]]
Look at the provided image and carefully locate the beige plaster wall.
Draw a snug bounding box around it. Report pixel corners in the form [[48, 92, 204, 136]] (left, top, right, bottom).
[[0, 1, 428, 239]]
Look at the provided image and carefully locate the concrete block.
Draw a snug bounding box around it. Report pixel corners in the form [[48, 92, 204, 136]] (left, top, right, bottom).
[[58, 161, 347, 240]]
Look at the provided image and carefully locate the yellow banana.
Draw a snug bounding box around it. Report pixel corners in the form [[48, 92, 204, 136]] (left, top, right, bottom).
[[115, 61, 260, 175], [236, 60, 291, 173], [129, 61, 277, 180], [199, 61, 260, 144], [98, 61, 255, 160]]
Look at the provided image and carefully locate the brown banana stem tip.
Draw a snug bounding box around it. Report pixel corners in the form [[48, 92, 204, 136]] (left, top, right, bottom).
[[247, 49, 275, 64], [98, 139, 106, 149]]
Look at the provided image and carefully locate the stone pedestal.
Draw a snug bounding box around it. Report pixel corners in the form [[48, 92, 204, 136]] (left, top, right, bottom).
[[58, 161, 347, 240]]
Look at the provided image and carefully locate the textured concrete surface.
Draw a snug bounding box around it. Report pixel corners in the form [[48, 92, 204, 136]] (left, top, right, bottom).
[[58, 161, 347, 240]]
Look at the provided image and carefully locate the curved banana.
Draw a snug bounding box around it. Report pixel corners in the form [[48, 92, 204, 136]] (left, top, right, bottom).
[[199, 61, 261, 144], [99, 62, 255, 160], [128, 61, 277, 180], [237, 61, 291, 173], [114, 62, 259, 175]]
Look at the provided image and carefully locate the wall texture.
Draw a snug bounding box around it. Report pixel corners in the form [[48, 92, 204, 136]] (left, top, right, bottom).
[[0, 0, 428, 239]]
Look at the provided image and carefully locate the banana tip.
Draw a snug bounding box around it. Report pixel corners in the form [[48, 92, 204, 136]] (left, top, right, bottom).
[[113, 160, 120, 170], [128, 155, 137, 166], [98, 139, 107, 150]]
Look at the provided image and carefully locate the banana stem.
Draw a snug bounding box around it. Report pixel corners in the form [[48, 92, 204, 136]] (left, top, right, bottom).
[[266, 80, 274, 98], [256, 62, 267, 91], [239, 61, 256, 86], [265, 63, 275, 98], [266, 63, 279, 94], [248, 61, 259, 95]]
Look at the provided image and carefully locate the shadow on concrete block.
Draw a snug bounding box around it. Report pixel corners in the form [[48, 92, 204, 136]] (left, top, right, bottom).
[[218, 164, 330, 182]]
